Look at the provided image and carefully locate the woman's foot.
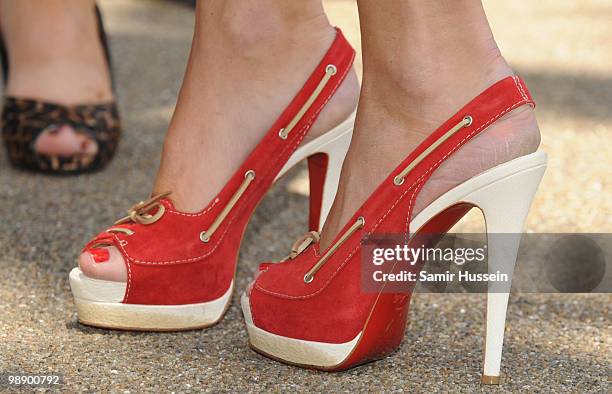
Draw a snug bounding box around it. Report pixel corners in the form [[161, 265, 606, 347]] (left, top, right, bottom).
[[321, 61, 540, 248], [319, 1, 540, 249], [78, 0, 359, 281], [0, 0, 113, 158]]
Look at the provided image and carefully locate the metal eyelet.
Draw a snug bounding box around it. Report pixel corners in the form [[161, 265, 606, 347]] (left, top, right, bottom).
[[303, 273, 314, 284], [326, 64, 337, 75], [393, 176, 405, 186], [278, 128, 287, 140], [463, 115, 473, 126]]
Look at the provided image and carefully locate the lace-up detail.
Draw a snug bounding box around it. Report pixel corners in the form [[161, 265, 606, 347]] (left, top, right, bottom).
[[288, 216, 365, 283], [284, 231, 321, 261], [200, 170, 256, 242], [114, 192, 171, 226], [278, 64, 337, 140], [393, 116, 472, 185]]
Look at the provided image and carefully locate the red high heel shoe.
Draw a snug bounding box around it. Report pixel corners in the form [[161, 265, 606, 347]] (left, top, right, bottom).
[[242, 76, 547, 384], [69, 28, 356, 331]]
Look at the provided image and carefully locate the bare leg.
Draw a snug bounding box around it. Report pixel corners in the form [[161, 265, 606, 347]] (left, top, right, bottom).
[[154, 0, 358, 212], [0, 0, 112, 157], [320, 0, 540, 248], [79, 0, 360, 280]]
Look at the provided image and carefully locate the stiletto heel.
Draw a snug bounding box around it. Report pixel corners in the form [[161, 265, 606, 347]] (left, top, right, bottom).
[[277, 110, 354, 231], [306, 118, 353, 230], [244, 76, 547, 380], [461, 160, 546, 384], [307, 153, 328, 231]]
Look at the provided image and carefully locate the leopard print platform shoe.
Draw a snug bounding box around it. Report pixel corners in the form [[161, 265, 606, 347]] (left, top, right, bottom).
[[0, 5, 121, 174]]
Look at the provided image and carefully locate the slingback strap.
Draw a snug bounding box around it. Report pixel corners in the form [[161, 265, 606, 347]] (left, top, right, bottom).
[[390, 76, 534, 190]]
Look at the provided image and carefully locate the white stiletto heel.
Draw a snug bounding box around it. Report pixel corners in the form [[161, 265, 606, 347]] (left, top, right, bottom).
[[306, 120, 353, 230], [277, 110, 354, 230], [461, 155, 547, 384]]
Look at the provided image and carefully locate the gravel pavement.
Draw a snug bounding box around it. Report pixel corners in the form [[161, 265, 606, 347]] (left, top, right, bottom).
[[0, 0, 609, 392]]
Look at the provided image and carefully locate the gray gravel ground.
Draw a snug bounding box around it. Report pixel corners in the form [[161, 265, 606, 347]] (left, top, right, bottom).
[[0, 0, 609, 392]]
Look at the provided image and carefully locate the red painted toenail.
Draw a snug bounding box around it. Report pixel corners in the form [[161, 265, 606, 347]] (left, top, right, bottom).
[[89, 248, 110, 263]]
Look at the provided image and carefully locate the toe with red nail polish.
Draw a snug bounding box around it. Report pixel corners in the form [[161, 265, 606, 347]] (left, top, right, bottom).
[[89, 248, 110, 263]]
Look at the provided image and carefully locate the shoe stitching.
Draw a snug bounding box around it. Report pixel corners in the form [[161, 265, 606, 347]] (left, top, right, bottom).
[[123, 252, 133, 303], [405, 181, 422, 243], [165, 197, 220, 217], [513, 75, 529, 102]]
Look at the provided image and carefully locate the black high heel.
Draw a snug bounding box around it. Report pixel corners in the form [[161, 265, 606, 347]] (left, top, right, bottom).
[[0, 4, 121, 174]]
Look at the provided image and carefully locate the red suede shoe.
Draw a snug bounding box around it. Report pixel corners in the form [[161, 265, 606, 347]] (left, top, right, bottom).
[[69, 28, 356, 331], [243, 76, 547, 384]]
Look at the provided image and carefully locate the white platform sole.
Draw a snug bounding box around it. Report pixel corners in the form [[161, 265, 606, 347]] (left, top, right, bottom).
[[70, 268, 233, 331], [70, 113, 355, 331], [241, 293, 361, 367], [243, 151, 547, 372]]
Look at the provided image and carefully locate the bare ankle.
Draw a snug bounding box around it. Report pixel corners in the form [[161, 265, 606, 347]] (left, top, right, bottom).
[[198, 0, 335, 55], [0, 0, 111, 104], [362, 54, 513, 131]]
